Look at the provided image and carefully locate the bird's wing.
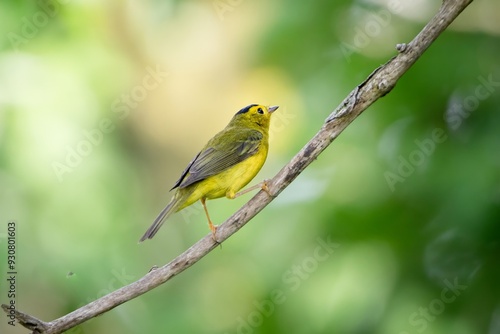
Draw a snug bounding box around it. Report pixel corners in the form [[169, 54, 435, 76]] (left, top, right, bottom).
[[170, 151, 201, 190], [171, 129, 263, 190]]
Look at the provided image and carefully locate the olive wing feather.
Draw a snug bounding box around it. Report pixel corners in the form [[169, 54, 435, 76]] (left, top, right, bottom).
[[171, 129, 263, 190]]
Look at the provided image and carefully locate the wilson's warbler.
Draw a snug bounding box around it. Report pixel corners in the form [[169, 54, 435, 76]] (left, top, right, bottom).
[[140, 104, 279, 242]]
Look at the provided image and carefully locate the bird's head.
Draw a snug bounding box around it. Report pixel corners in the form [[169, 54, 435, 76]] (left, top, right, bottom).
[[230, 104, 279, 129]]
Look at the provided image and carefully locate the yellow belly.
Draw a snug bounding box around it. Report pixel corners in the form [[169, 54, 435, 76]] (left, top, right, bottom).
[[176, 146, 268, 210]]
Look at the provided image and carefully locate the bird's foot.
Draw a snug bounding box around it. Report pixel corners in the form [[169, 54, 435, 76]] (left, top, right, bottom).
[[209, 223, 220, 243], [261, 179, 275, 198]]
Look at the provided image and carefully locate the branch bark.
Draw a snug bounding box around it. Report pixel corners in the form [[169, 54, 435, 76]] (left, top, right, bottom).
[[2, 0, 474, 332]]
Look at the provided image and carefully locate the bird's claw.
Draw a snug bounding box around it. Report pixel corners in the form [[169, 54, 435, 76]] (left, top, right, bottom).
[[261, 179, 275, 198], [210, 224, 220, 243]]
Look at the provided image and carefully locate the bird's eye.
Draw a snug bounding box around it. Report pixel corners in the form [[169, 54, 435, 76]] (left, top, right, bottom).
[[257, 108, 264, 114]]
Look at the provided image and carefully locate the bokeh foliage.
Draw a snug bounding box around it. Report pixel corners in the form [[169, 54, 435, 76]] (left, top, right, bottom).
[[1, 0, 499, 333]]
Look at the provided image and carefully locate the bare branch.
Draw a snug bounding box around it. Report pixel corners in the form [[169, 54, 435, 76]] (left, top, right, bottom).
[[2, 0, 474, 333]]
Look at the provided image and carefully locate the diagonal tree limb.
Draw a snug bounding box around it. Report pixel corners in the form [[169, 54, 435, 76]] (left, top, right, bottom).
[[2, 0, 474, 333]]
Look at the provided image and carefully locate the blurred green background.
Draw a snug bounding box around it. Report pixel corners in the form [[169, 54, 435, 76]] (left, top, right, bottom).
[[1, 0, 499, 333]]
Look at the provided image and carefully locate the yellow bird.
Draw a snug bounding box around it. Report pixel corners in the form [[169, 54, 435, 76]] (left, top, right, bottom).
[[140, 104, 279, 242]]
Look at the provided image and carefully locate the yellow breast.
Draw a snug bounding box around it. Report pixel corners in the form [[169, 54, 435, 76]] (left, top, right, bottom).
[[203, 144, 268, 199], [175, 140, 269, 211]]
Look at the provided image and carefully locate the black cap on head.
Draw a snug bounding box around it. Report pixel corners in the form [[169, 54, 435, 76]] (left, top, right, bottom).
[[236, 104, 258, 115]]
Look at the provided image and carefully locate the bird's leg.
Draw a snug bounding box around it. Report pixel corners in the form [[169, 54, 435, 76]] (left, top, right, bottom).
[[200, 197, 218, 241], [229, 179, 273, 199]]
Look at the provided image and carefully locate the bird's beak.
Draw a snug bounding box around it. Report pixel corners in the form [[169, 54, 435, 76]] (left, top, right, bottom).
[[268, 105, 279, 113]]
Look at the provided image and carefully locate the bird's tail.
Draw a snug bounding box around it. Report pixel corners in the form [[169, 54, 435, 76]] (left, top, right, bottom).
[[139, 197, 179, 242]]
